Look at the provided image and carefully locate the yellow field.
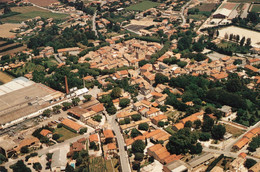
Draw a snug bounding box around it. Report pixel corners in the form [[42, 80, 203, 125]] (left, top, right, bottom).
[[0, 71, 14, 84]]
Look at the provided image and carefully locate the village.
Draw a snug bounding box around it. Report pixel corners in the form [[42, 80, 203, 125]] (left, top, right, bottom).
[[0, 0, 260, 171]]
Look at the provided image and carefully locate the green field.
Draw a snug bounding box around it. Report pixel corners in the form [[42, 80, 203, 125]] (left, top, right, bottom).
[[54, 127, 79, 141], [1, 6, 68, 23], [251, 4, 260, 13], [0, 71, 14, 84], [126, 1, 160, 11]]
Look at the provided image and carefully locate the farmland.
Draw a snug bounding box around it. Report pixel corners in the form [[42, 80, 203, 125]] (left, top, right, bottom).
[[0, 71, 14, 84], [251, 4, 260, 12], [197, 3, 218, 12], [28, 0, 59, 7], [0, 23, 22, 38], [0, 6, 68, 23], [126, 1, 160, 11]]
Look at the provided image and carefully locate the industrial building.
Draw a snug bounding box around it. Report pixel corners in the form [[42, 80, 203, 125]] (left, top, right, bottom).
[[0, 77, 65, 129]]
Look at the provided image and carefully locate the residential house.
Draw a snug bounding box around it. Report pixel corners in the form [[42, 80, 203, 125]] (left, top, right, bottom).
[[13, 137, 41, 153], [40, 129, 53, 139], [151, 114, 168, 126], [163, 160, 191, 172], [57, 47, 81, 56]]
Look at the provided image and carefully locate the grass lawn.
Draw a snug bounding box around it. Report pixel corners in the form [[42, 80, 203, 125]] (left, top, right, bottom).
[[217, 41, 235, 48], [165, 111, 179, 118], [164, 126, 176, 135], [54, 127, 79, 140], [1, 6, 68, 23], [224, 124, 245, 138], [251, 4, 260, 13], [12, 62, 45, 76], [126, 1, 160, 11], [0, 71, 14, 84], [89, 156, 107, 172]]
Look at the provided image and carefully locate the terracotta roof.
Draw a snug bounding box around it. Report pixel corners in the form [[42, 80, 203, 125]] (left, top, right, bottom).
[[90, 104, 104, 113], [152, 114, 168, 122], [14, 137, 40, 152], [107, 143, 117, 150], [233, 137, 249, 149], [164, 154, 183, 164], [61, 118, 84, 131], [57, 47, 80, 53], [89, 134, 99, 143], [173, 123, 184, 130], [40, 129, 52, 137], [146, 107, 159, 115], [211, 72, 228, 80], [141, 100, 151, 106], [119, 70, 128, 75], [238, 152, 247, 159], [243, 132, 255, 139], [249, 127, 260, 135], [148, 144, 162, 152], [151, 92, 163, 98], [245, 65, 259, 73], [125, 138, 135, 146], [68, 107, 88, 117], [103, 129, 114, 138]]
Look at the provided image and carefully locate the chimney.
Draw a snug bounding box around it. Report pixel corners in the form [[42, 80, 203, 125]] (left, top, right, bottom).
[[65, 76, 69, 94]]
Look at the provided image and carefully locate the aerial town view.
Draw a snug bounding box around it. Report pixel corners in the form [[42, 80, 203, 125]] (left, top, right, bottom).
[[0, 0, 260, 171]]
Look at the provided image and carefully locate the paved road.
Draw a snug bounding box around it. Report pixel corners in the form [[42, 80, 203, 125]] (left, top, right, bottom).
[[105, 112, 131, 172], [203, 147, 260, 162], [180, 0, 192, 26], [92, 11, 98, 37]]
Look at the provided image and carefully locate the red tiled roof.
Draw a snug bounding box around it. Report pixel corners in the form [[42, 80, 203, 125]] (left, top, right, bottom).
[[103, 129, 114, 138]]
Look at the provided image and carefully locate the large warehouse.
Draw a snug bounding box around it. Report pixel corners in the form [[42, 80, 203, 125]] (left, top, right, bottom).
[[0, 77, 65, 128]]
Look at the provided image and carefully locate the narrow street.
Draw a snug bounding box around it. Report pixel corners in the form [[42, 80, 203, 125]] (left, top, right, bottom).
[[105, 112, 131, 172], [180, 0, 192, 26]]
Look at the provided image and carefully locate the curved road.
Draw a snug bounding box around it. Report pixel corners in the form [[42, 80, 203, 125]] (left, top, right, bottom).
[[180, 0, 193, 26]]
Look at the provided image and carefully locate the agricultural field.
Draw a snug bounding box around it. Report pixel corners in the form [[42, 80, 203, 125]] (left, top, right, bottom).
[[0, 6, 68, 23], [197, 3, 217, 12], [0, 23, 22, 38], [251, 4, 260, 13], [88, 156, 107, 172], [188, 14, 208, 20], [0, 71, 14, 84], [126, 1, 160, 11], [28, 0, 59, 7]]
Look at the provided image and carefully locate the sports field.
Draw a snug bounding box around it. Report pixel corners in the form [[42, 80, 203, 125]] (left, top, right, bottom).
[[251, 4, 260, 12], [126, 1, 160, 11], [1, 6, 68, 23]]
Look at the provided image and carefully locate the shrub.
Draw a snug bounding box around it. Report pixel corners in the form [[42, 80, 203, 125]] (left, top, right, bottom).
[[158, 121, 165, 127], [79, 128, 88, 134], [57, 123, 63, 128], [138, 122, 149, 131], [134, 153, 144, 161], [148, 156, 154, 163], [52, 134, 60, 140]]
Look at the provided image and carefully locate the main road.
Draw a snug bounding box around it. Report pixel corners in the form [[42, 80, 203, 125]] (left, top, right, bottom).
[[180, 0, 193, 26], [105, 112, 131, 172]]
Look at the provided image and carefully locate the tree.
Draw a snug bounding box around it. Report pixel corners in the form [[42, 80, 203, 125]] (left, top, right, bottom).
[[65, 163, 75, 172], [155, 73, 168, 85], [134, 152, 144, 161], [124, 117, 130, 124], [21, 146, 29, 154], [240, 36, 245, 46], [62, 102, 73, 110], [148, 156, 154, 163], [138, 60, 149, 67], [199, 132, 211, 141], [132, 162, 140, 171], [245, 38, 251, 47], [83, 95, 92, 102], [131, 128, 141, 138], [72, 97, 80, 106], [229, 34, 233, 41], [138, 123, 149, 131], [33, 162, 42, 171], [42, 109, 51, 117], [107, 105, 117, 115], [236, 35, 240, 43], [53, 105, 61, 114], [184, 121, 192, 128], [244, 158, 257, 169], [79, 128, 87, 134], [194, 119, 201, 129], [177, 61, 188, 68], [158, 121, 165, 127], [119, 98, 130, 108], [0, 166, 7, 172], [93, 115, 102, 122], [132, 140, 145, 153], [111, 87, 122, 99], [89, 141, 97, 150], [193, 42, 204, 52], [52, 134, 60, 140], [211, 124, 226, 140], [3, 5, 11, 14], [10, 160, 31, 172], [202, 117, 214, 132], [131, 114, 141, 121], [190, 143, 202, 154]]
